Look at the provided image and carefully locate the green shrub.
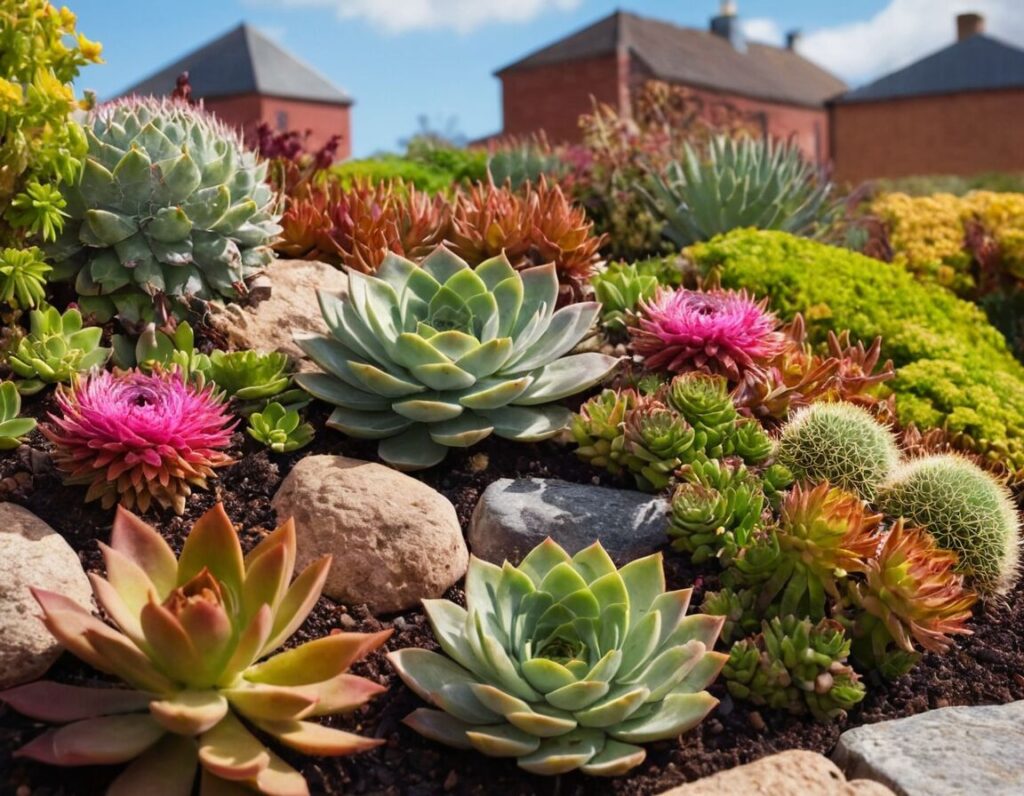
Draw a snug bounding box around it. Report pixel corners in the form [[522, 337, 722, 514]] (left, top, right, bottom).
[[688, 229, 1024, 471], [330, 146, 486, 195]]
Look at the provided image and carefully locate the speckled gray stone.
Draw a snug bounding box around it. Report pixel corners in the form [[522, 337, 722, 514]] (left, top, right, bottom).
[[469, 477, 670, 564], [833, 701, 1024, 795]]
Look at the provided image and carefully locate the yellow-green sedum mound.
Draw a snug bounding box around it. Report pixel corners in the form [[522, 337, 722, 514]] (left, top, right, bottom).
[[878, 454, 1021, 596]]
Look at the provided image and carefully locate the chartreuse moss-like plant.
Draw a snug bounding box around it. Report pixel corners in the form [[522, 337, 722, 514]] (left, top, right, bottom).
[[248, 402, 315, 453], [0, 247, 50, 309], [296, 246, 619, 470], [0, 504, 390, 795], [0, 380, 35, 448], [6, 305, 110, 395], [49, 97, 280, 324], [776, 402, 900, 501], [878, 454, 1021, 595], [389, 540, 726, 776]]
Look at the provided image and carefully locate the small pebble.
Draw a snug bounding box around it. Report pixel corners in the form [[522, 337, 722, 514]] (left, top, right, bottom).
[[469, 453, 489, 473], [443, 770, 458, 791], [393, 616, 408, 631], [338, 612, 357, 629], [748, 710, 767, 732]]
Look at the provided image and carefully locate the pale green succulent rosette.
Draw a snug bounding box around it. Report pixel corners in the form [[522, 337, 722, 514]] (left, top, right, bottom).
[[295, 246, 620, 470], [389, 539, 727, 776]]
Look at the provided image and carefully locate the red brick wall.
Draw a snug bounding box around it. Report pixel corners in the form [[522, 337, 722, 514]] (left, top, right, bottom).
[[830, 88, 1024, 184], [204, 93, 353, 159]]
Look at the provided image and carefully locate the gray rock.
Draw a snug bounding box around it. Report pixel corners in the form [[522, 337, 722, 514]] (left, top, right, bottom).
[[469, 478, 670, 565], [0, 503, 93, 689], [832, 701, 1024, 795]]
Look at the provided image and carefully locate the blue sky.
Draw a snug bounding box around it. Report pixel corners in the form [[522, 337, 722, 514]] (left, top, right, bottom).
[[69, 0, 1020, 157]]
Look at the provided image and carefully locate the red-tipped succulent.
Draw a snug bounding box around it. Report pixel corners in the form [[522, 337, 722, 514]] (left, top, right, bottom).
[[42, 369, 235, 514], [0, 504, 390, 795]]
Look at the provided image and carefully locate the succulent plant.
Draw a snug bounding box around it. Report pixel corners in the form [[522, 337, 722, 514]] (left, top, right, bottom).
[[0, 503, 390, 794], [622, 400, 697, 491], [571, 388, 639, 478], [700, 588, 760, 645], [591, 262, 659, 336], [487, 144, 566, 191], [200, 350, 291, 400], [877, 454, 1021, 595], [248, 402, 315, 453], [48, 97, 281, 324], [296, 246, 618, 470], [0, 380, 36, 449], [776, 402, 901, 501], [389, 540, 726, 775], [846, 519, 976, 678], [630, 288, 785, 381], [6, 305, 111, 395], [43, 369, 235, 513], [723, 616, 865, 720], [0, 247, 51, 309], [111, 321, 209, 380], [642, 134, 836, 248]]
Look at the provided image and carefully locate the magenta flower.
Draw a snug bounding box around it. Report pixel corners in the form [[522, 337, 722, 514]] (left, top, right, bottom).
[[43, 369, 235, 514], [630, 288, 785, 380]]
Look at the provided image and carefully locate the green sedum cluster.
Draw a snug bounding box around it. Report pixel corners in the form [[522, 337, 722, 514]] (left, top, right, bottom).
[[6, 305, 110, 394]]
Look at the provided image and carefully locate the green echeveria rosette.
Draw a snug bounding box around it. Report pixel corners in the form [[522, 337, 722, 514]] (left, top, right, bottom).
[[295, 246, 620, 470], [623, 401, 697, 491], [7, 306, 111, 395], [48, 97, 281, 324], [389, 540, 727, 776]]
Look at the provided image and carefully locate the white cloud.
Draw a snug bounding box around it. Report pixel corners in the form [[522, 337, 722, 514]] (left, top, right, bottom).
[[795, 0, 1024, 84], [274, 0, 582, 34], [741, 17, 783, 46]]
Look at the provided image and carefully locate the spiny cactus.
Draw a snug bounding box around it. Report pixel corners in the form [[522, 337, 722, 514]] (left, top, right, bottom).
[[878, 454, 1021, 595], [776, 402, 901, 501]]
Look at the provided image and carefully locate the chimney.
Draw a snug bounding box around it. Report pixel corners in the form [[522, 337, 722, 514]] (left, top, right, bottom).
[[785, 29, 802, 51], [710, 0, 747, 53], [957, 12, 984, 40]]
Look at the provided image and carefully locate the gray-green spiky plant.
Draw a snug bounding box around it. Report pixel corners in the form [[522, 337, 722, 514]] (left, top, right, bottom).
[[295, 246, 620, 470], [389, 539, 726, 776], [878, 454, 1022, 595], [776, 402, 901, 501], [642, 134, 836, 247], [48, 97, 281, 324]]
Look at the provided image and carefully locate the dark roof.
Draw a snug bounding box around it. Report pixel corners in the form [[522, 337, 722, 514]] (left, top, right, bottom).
[[118, 24, 352, 105], [495, 11, 846, 108], [834, 33, 1024, 104]]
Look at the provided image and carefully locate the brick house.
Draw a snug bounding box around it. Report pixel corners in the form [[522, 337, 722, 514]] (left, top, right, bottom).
[[829, 13, 1024, 183], [493, 5, 846, 164], [119, 24, 353, 158]]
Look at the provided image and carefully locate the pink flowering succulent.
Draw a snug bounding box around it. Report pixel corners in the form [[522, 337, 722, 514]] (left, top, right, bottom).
[[0, 504, 391, 795], [629, 288, 786, 381], [43, 369, 236, 514]]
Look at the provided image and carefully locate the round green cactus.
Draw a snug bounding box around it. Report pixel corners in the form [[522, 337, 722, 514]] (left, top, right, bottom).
[[49, 97, 280, 323], [878, 454, 1021, 595], [776, 402, 900, 500]]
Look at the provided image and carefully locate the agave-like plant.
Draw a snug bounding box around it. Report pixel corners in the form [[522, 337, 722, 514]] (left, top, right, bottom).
[[0, 504, 390, 795], [389, 539, 726, 776], [295, 246, 619, 469], [6, 305, 111, 395]]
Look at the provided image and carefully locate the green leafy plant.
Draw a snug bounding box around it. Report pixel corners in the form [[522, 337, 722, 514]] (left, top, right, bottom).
[[111, 321, 209, 379], [388, 539, 726, 776], [592, 262, 659, 336], [0, 379, 35, 448], [6, 305, 110, 394], [295, 246, 619, 470], [0, 246, 50, 308], [0, 503, 390, 794], [570, 388, 639, 479], [248, 402, 314, 453]]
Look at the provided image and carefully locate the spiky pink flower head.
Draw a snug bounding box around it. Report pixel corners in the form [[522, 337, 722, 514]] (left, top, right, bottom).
[[629, 287, 786, 381], [43, 369, 236, 515]]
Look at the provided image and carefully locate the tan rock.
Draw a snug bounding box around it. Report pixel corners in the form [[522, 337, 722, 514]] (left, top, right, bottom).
[[271, 455, 468, 614], [659, 750, 894, 796], [207, 259, 346, 366], [0, 503, 93, 689]]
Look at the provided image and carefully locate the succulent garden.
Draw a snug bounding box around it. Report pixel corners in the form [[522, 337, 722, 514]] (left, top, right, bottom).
[[0, 5, 1022, 795]]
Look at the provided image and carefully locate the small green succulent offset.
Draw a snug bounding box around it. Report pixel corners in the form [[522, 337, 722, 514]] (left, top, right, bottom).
[[48, 97, 280, 323], [296, 246, 619, 470], [6, 306, 110, 395], [0, 247, 51, 310], [0, 381, 36, 449], [591, 262, 659, 336], [389, 539, 727, 776], [111, 321, 209, 379], [248, 402, 315, 453]]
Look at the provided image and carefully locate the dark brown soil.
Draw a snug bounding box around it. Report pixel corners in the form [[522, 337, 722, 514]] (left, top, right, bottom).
[[2, 399, 1023, 796]]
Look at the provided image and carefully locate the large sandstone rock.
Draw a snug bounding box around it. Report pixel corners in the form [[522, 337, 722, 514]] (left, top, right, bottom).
[[469, 478, 670, 565], [0, 503, 93, 689], [208, 259, 346, 366], [271, 455, 468, 614], [833, 701, 1024, 795], [660, 750, 894, 796]]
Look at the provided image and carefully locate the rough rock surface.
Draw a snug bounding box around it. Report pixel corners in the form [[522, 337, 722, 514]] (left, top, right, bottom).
[[207, 259, 346, 366], [833, 701, 1024, 795], [271, 455, 468, 614], [0, 503, 93, 689], [661, 750, 894, 795], [469, 477, 670, 564]]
